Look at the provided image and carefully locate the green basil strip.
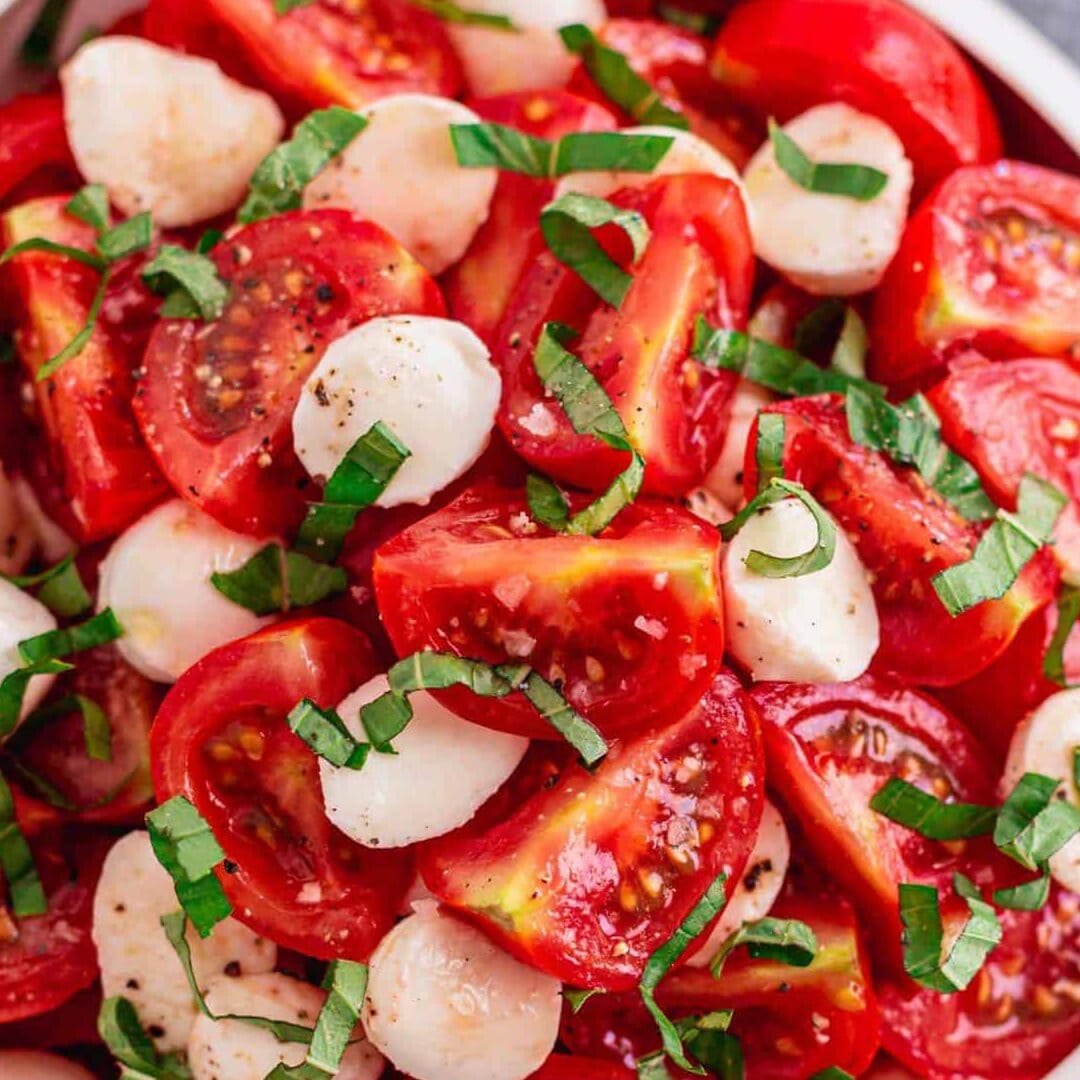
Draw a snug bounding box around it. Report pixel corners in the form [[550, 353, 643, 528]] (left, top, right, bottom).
[[553, 131, 674, 176], [932, 474, 1067, 616], [899, 873, 1001, 992], [753, 412, 786, 490], [294, 421, 410, 562], [71, 693, 112, 761], [870, 778, 996, 841], [0, 658, 74, 738], [708, 917, 818, 977], [275, 0, 315, 12], [21, 0, 74, 66], [239, 106, 368, 224], [0, 335, 14, 366], [3, 758, 76, 812], [563, 987, 602, 1014], [146, 796, 232, 937], [640, 874, 728, 1075], [141, 245, 228, 321], [18, 607, 123, 665], [994, 771, 1080, 872], [680, 1022, 744, 1080], [96, 212, 153, 263], [560, 23, 689, 130], [0, 236, 107, 273], [99, 996, 193, 1080], [515, 670, 608, 767], [211, 543, 347, 615], [768, 119, 888, 201], [810, 1070, 856, 1080], [830, 306, 869, 378], [450, 123, 554, 177], [526, 473, 571, 532], [196, 228, 224, 255], [657, 4, 718, 33], [1074, 748, 1080, 801], [845, 386, 997, 522], [0, 770, 47, 916], [993, 874, 1052, 912], [5, 553, 92, 617], [411, 0, 515, 29], [66, 184, 111, 233], [288, 698, 369, 770], [36, 268, 110, 381], [1044, 584, 1080, 687], [636, 1051, 674, 1080]]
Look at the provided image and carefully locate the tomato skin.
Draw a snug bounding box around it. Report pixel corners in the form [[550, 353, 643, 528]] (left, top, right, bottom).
[[710, 0, 1001, 190], [745, 394, 1058, 687], [374, 484, 725, 740], [870, 163, 1080, 392], [528, 1058, 632, 1079], [879, 885, 1080, 1080], [151, 617, 411, 961], [136, 209, 444, 537], [442, 89, 618, 347], [0, 95, 75, 209], [496, 173, 753, 497]]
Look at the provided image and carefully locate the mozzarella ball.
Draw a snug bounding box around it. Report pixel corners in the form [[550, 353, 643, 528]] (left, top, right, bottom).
[[724, 497, 879, 682], [11, 475, 75, 563], [293, 316, 500, 509], [61, 38, 284, 227], [92, 832, 277, 1054], [1003, 688, 1080, 893], [363, 905, 561, 1080], [320, 674, 528, 848], [0, 1051, 96, 1080], [0, 577, 58, 725], [97, 499, 273, 683], [303, 94, 496, 274], [702, 379, 775, 513], [448, 1, 608, 97], [188, 973, 383, 1080], [743, 103, 913, 295], [0, 465, 34, 576], [688, 801, 791, 967]]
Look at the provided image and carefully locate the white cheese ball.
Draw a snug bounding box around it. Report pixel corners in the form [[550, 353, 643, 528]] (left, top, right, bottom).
[[292, 316, 501, 509], [303, 94, 496, 274], [743, 103, 913, 296], [0, 577, 58, 726], [0, 1051, 96, 1080], [92, 831, 277, 1054], [702, 379, 776, 513], [320, 674, 528, 848], [61, 37, 284, 228], [363, 905, 562, 1080], [724, 497, 880, 682], [97, 499, 273, 683]]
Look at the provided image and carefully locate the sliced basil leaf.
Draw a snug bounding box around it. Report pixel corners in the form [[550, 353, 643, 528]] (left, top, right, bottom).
[[1075, 747, 1080, 800], [239, 106, 367, 223], [932, 474, 1067, 616], [769, 119, 888, 201], [36, 269, 109, 381], [657, 4, 718, 33], [682, 1024, 743, 1080], [450, 123, 554, 177], [5, 553, 92, 617], [18, 607, 123, 665], [515, 669, 608, 767], [21, 0, 74, 66], [810, 1070, 856, 1080], [74, 693, 111, 761], [753, 412, 786, 490], [142, 245, 228, 321], [196, 228, 224, 255], [66, 184, 111, 233], [0, 658, 74, 738], [386, 651, 521, 699], [275, 0, 314, 12], [993, 874, 1052, 911], [96, 212, 153, 263], [410, 0, 515, 27], [0, 770, 46, 916], [0, 236, 106, 272], [146, 796, 232, 937], [526, 473, 570, 531], [830, 306, 869, 378], [994, 771, 1080, 872], [870, 778, 996, 841], [1044, 584, 1080, 687], [211, 543, 347, 615], [560, 23, 689, 130], [563, 987, 602, 1013], [99, 996, 193, 1080], [708, 916, 817, 977], [553, 131, 673, 175], [0, 334, 14, 366], [288, 698, 369, 770]]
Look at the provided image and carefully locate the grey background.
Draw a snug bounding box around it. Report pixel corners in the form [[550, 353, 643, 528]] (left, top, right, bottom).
[[1006, 0, 1080, 60]]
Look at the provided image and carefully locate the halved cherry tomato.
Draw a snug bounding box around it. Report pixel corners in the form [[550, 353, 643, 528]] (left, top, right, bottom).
[[562, 894, 881, 1078], [529, 1057, 632, 1079], [746, 394, 1059, 686], [2, 196, 170, 542], [420, 670, 762, 990], [496, 173, 753, 496], [136, 209, 444, 536], [870, 163, 1080, 391], [879, 884, 1080, 1080], [0, 985, 102, 1049], [0, 95, 75, 209], [151, 618, 411, 960], [373, 484, 725, 740], [443, 89, 618, 347], [710, 0, 1001, 190], [197, 0, 462, 110]]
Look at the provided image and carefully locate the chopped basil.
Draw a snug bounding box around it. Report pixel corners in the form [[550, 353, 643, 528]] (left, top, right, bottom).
[[71, 693, 112, 761], [515, 670, 609, 766], [563, 987, 602, 1013], [769, 119, 889, 201], [899, 873, 1001, 992], [99, 996, 193, 1080], [993, 874, 1052, 911], [560, 24, 689, 130], [0, 335, 14, 366], [295, 421, 410, 562], [411, 0, 515, 28], [20, 0, 74, 67], [288, 699, 369, 770], [274, 0, 314, 12], [66, 184, 111, 233], [0, 236, 106, 273], [679, 1022, 743, 1080], [96, 212, 153, 263], [239, 106, 367, 224], [811, 1070, 856, 1080], [556, 131, 674, 175], [211, 543, 348, 615], [525, 473, 571, 532], [37, 272, 108, 381], [196, 228, 224, 255], [141, 245, 228, 321], [5, 553, 92, 617], [794, 300, 869, 379], [1044, 585, 1080, 687], [932, 474, 1066, 616], [994, 772, 1080, 873], [657, 4, 718, 33], [870, 778, 996, 841], [146, 796, 232, 938], [1075, 748, 1080, 800], [0, 770, 46, 917], [18, 607, 123, 665], [451, 123, 555, 176], [0, 659, 73, 739], [708, 916, 818, 976]]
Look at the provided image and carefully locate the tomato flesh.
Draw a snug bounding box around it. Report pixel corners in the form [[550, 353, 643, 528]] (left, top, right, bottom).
[[0, 95, 75, 209]]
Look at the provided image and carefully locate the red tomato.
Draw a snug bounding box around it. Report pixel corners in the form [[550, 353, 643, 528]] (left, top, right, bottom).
[[373, 484, 725, 740], [562, 895, 881, 1078], [136, 209, 444, 536], [710, 0, 1001, 190], [870, 163, 1080, 391], [1, 196, 170, 542], [529, 1058, 632, 1079], [443, 89, 618, 347], [750, 676, 999, 968], [151, 618, 412, 960], [197, 0, 462, 110], [746, 394, 1059, 686], [420, 670, 763, 990], [496, 173, 753, 496], [0, 984, 101, 1049], [0, 95, 75, 208], [879, 885, 1080, 1080]]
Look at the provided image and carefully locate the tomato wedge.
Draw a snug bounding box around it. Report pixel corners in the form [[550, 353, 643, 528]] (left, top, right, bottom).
[[2, 196, 170, 542], [151, 618, 411, 960], [0, 95, 76, 208], [710, 0, 1001, 190], [870, 163, 1080, 391], [529, 1057, 632, 1079], [420, 670, 762, 990], [746, 394, 1059, 686], [373, 484, 725, 740], [496, 173, 753, 496], [443, 89, 618, 347], [136, 208, 444, 536]]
